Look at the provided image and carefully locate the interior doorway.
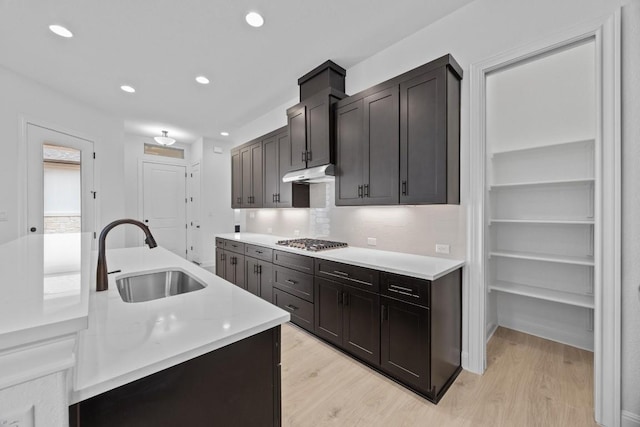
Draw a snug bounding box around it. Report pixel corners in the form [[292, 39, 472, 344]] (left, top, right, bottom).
[[141, 161, 187, 257]]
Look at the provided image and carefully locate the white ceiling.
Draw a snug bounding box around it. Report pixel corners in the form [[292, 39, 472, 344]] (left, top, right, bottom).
[[0, 0, 473, 143]]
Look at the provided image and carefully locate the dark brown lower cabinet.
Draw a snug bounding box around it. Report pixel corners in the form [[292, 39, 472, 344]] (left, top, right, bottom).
[[380, 296, 431, 395], [225, 251, 245, 289], [246, 256, 274, 302], [273, 288, 314, 333], [70, 327, 282, 427], [315, 277, 380, 366]]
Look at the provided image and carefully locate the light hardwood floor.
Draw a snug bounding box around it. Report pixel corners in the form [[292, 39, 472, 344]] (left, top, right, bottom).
[[281, 324, 596, 427]]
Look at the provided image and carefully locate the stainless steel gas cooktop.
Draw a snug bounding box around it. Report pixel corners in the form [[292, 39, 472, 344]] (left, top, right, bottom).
[[275, 238, 348, 252]]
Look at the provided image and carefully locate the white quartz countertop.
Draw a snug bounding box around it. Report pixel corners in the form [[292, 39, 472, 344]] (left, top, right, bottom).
[[71, 245, 289, 404], [216, 233, 465, 281], [0, 233, 91, 350]]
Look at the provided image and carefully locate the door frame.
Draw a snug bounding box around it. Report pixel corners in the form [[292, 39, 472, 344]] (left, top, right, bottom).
[[467, 11, 621, 427], [18, 116, 98, 246], [137, 158, 188, 251]]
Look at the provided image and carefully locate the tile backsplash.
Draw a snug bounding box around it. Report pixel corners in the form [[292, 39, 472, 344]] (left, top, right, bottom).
[[244, 181, 466, 259]]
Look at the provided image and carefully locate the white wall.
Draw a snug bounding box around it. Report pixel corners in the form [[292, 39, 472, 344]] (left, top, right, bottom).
[[189, 137, 235, 266], [0, 65, 126, 247], [232, 0, 637, 417]]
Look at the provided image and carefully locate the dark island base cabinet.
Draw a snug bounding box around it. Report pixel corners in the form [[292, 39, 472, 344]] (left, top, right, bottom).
[[70, 327, 282, 427]]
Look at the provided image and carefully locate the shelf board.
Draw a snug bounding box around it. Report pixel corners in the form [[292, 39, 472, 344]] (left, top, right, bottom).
[[489, 178, 594, 190], [489, 250, 595, 266], [489, 219, 595, 225], [489, 280, 594, 309], [490, 138, 595, 157]]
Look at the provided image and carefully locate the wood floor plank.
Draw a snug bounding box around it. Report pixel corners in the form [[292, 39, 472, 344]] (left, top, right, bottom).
[[281, 323, 596, 427]]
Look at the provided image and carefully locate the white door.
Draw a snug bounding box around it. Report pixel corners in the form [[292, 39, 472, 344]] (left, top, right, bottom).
[[189, 163, 202, 264], [27, 123, 95, 239], [142, 162, 187, 257]]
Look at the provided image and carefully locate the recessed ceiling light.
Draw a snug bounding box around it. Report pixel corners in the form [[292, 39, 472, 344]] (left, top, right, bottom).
[[195, 76, 210, 85], [120, 85, 136, 93], [220, 132, 229, 136], [49, 24, 73, 38], [245, 12, 264, 28]]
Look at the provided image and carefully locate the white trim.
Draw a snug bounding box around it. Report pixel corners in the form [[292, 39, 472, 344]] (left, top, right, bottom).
[[622, 411, 640, 427], [468, 12, 621, 427]]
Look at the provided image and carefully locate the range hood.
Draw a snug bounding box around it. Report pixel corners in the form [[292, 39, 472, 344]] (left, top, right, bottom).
[[282, 164, 335, 184]]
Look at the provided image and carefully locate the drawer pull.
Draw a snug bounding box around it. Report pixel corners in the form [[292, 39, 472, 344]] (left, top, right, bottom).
[[389, 284, 419, 298], [286, 304, 299, 311], [333, 270, 350, 277], [286, 279, 298, 285], [256, 250, 263, 254]]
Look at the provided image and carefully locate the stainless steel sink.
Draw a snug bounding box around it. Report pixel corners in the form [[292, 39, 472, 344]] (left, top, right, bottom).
[[116, 270, 206, 303]]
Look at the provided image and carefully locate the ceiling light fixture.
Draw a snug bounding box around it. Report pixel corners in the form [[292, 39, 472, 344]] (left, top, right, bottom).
[[49, 24, 73, 38], [220, 132, 229, 136], [154, 130, 176, 146], [245, 12, 264, 28], [195, 76, 210, 84], [120, 85, 136, 93]]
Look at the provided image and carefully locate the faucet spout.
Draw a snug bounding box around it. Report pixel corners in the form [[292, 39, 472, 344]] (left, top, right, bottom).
[[96, 219, 158, 292]]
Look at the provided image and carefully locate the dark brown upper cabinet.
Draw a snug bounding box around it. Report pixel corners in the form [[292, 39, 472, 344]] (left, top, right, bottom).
[[335, 54, 462, 206], [336, 87, 400, 206], [285, 89, 345, 173], [263, 127, 310, 208], [231, 141, 263, 208]]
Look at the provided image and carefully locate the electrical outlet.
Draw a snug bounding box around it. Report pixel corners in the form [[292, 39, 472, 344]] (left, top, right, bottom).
[[213, 146, 223, 154], [0, 406, 34, 427], [293, 229, 300, 236], [435, 244, 450, 255], [367, 237, 377, 246], [0, 211, 7, 222]]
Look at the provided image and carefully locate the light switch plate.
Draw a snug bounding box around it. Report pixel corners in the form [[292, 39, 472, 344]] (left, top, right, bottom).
[[293, 229, 300, 236], [367, 237, 377, 246], [435, 244, 450, 254], [213, 146, 223, 154]]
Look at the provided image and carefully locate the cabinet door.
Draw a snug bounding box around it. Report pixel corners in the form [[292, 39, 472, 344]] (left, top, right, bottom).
[[231, 150, 242, 208], [240, 146, 252, 206], [276, 130, 292, 207], [314, 278, 343, 347], [363, 87, 399, 205], [335, 99, 364, 206], [306, 94, 330, 168], [257, 261, 274, 303], [263, 135, 278, 208], [400, 68, 447, 204], [245, 257, 260, 296], [215, 248, 225, 278], [286, 105, 307, 172], [250, 142, 263, 207], [342, 286, 380, 365], [225, 253, 246, 289], [380, 296, 430, 394]]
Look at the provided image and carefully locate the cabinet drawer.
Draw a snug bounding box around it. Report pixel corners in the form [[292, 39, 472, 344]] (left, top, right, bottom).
[[245, 244, 273, 262], [215, 238, 225, 249], [273, 250, 314, 274], [273, 288, 314, 333], [224, 240, 245, 254], [380, 273, 430, 308], [315, 259, 380, 292], [273, 266, 314, 303]]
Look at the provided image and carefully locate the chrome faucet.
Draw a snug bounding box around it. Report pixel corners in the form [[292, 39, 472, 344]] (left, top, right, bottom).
[[96, 219, 158, 291]]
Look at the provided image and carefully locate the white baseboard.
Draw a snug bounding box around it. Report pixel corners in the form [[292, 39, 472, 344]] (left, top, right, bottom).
[[622, 410, 640, 427], [486, 322, 498, 343], [461, 351, 469, 370]]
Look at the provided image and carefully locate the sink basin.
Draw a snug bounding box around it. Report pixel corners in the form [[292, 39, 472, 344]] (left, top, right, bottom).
[[116, 269, 206, 303]]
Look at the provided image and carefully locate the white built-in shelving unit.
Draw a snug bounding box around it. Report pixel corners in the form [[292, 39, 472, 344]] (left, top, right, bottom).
[[485, 40, 597, 351]]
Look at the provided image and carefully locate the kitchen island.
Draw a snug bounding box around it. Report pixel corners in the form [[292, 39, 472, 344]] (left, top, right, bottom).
[[0, 233, 289, 427]]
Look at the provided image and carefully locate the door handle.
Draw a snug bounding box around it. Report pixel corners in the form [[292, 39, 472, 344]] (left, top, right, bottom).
[[401, 180, 407, 196], [358, 185, 363, 198], [144, 219, 149, 223], [29, 227, 37, 233], [364, 184, 369, 197], [276, 193, 280, 203]]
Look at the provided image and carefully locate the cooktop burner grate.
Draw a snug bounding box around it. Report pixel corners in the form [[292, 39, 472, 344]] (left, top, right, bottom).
[[275, 238, 348, 252]]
